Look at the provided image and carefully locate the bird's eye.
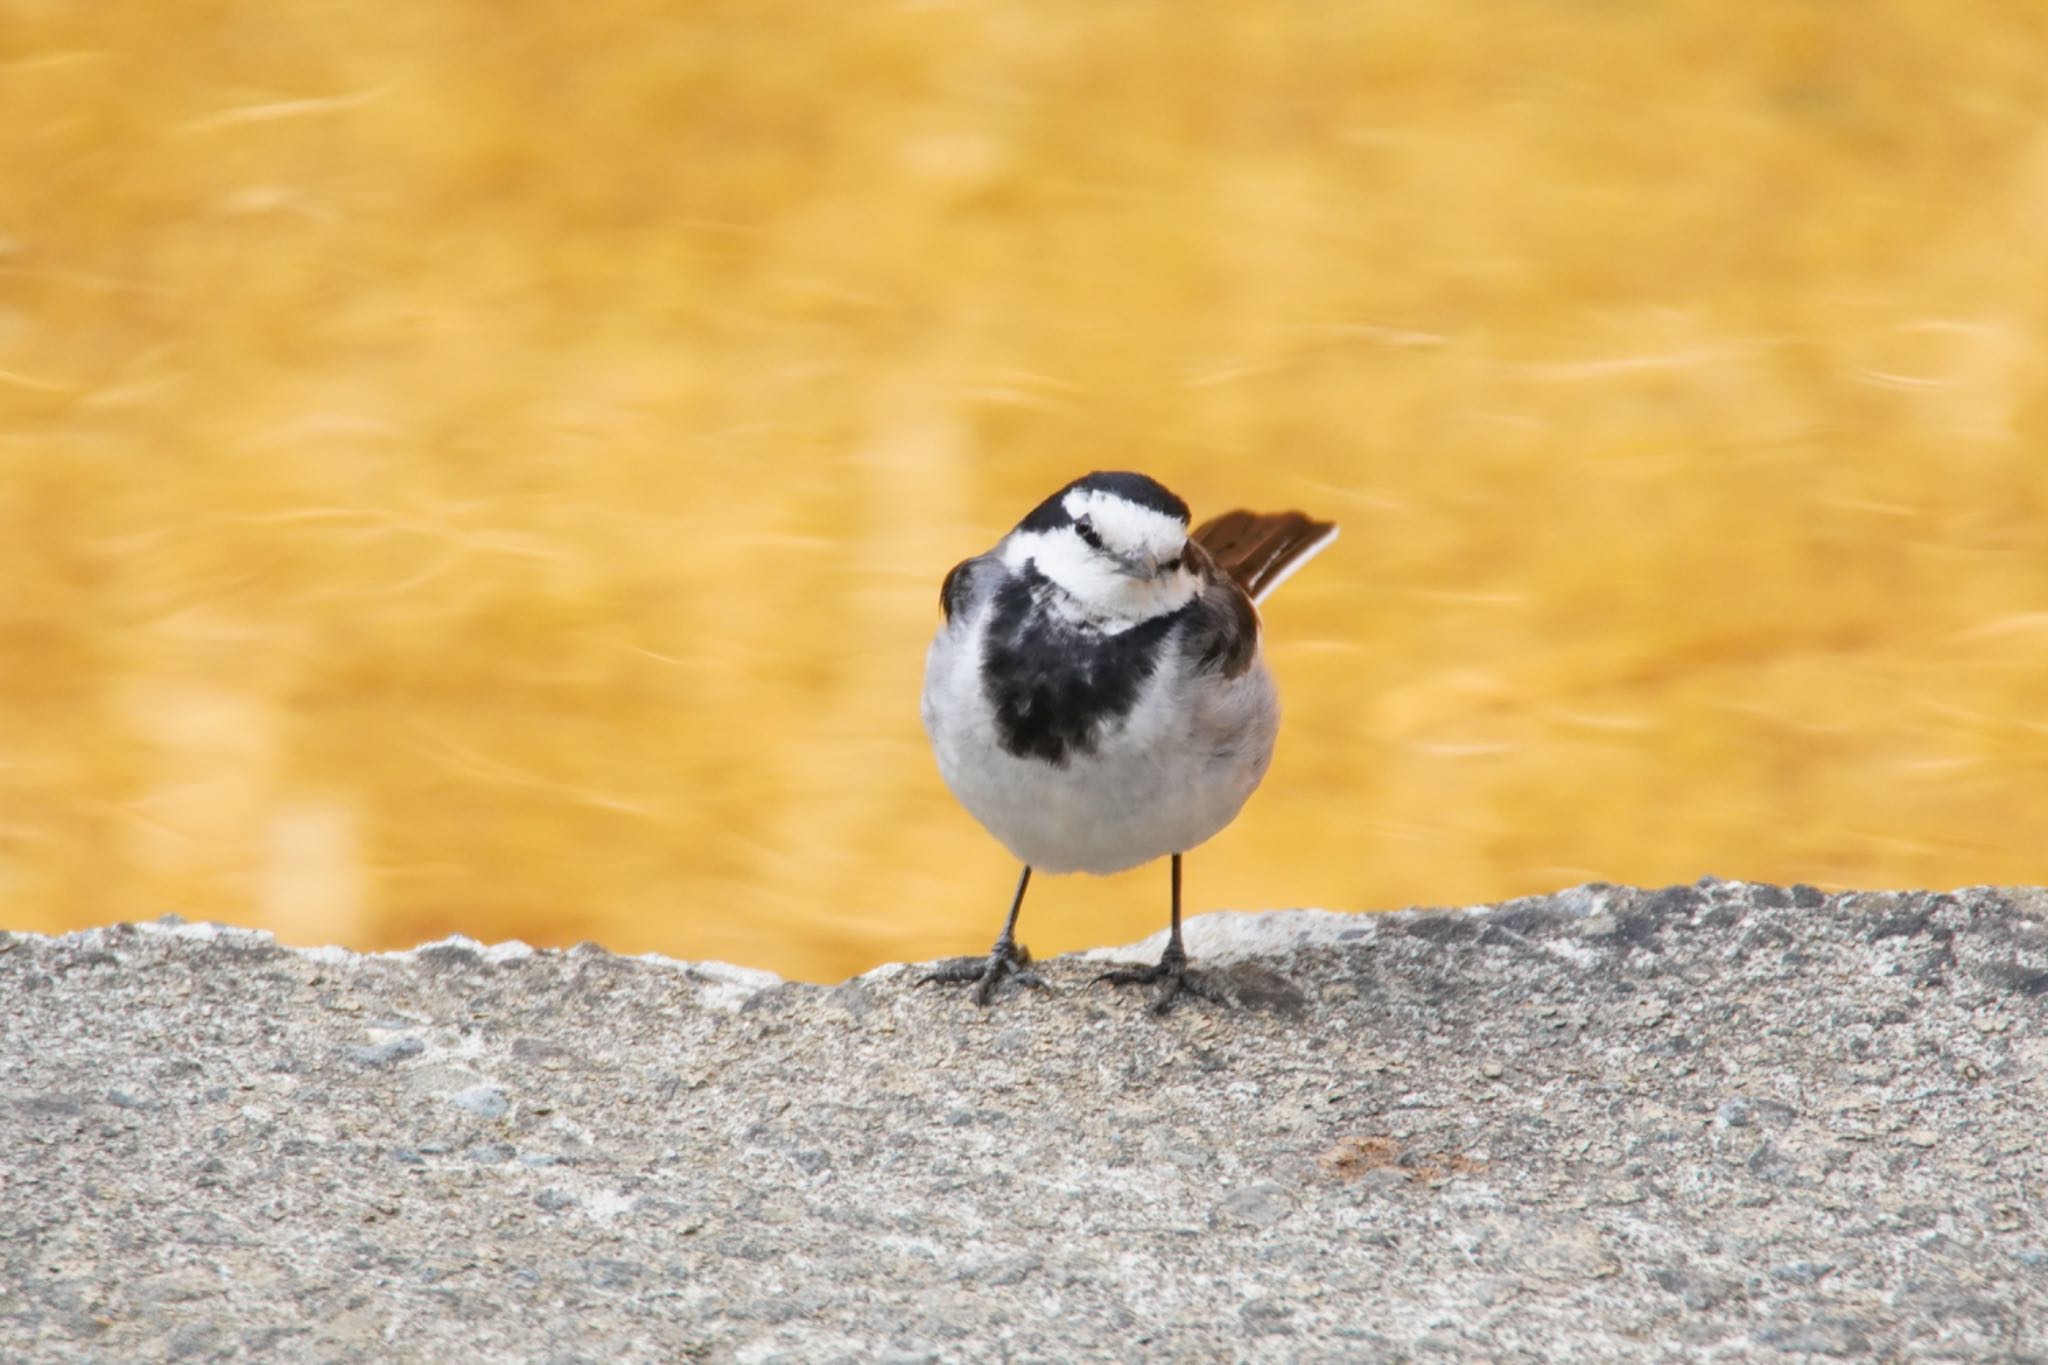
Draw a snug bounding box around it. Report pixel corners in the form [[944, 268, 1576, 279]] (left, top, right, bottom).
[[1159, 553, 1181, 573], [1074, 517, 1105, 552]]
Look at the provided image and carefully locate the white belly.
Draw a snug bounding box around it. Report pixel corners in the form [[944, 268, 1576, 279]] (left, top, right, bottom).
[[921, 620, 1279, 875]]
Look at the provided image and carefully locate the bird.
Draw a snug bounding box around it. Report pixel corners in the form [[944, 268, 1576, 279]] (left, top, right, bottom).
[[920, 470, 1338, 1012]]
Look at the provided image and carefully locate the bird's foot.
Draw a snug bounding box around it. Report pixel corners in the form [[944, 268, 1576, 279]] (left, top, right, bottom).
[[1095, 948, 1224, 1015], [920, 938, 1045, 1006]]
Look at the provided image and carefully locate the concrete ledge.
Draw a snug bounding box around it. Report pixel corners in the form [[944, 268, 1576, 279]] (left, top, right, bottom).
[[5, 881, 2046, 1360]]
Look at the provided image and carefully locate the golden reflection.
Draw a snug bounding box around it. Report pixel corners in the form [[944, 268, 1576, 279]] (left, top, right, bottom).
[[4, 1, 2048, 980]]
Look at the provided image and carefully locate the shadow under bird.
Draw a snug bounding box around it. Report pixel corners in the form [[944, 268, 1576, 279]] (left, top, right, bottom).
[[920, 471, 1339, 1012]]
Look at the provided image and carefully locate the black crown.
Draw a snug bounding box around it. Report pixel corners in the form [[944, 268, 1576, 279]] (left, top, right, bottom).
[[1016, 471, 1191, 534]]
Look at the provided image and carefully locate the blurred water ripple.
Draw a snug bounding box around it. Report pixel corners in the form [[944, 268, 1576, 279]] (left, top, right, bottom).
[[3, 0, 2046, 978]]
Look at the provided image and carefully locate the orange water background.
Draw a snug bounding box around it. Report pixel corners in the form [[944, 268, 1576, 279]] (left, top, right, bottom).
[[6, 1, 2048, 981]]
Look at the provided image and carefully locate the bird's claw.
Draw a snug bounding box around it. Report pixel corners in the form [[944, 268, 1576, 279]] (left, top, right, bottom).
[[921, 939, 1046, 1006], [1095, 950, 1224, 1015]]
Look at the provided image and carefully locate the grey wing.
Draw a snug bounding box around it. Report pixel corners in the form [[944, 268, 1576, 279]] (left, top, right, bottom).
[[1178, 543, 1262, 679], [938, 552, 1006, 628]]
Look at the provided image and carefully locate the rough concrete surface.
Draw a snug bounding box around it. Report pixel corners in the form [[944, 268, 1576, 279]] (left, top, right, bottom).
[[4, 881, 2046, 1363]]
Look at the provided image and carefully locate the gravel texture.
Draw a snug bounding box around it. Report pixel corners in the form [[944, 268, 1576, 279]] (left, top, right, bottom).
[[4, 880, 2047, 1362]]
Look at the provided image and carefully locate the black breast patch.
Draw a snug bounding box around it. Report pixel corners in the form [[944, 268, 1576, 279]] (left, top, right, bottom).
[[981, 567, 1186, 766]]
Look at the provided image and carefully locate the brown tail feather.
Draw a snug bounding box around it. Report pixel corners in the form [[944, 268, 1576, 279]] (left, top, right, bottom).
[[1192, 509, 1339, 604]]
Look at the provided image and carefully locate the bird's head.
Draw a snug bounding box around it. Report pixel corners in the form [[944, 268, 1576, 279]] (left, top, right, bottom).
[[1002, 471, 1199, 624]]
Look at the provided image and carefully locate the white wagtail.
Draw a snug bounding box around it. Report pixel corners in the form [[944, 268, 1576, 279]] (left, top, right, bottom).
[[920, 471, 1338, 1012]]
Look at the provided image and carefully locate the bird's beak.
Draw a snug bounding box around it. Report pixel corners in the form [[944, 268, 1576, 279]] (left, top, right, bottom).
[[1116, 551, 1161, 579]]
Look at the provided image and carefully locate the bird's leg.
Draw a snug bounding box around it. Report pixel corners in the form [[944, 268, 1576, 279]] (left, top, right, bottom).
[[921, 866, 1046, 1005], [1097, 854, 1224, 1014]]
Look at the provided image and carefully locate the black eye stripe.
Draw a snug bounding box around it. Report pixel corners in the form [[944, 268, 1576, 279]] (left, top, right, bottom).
[[1074, 518, 1105, 551]]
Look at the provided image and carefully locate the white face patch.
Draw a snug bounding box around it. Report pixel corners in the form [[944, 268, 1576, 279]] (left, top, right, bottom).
[[1060, 487, 1188, 569], [1001, 516, 1198, 629]]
